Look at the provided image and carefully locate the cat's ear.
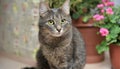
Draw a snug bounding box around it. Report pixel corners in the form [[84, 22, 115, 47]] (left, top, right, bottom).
[[60, 0, 70, 15], [39, 2, 49, 17]]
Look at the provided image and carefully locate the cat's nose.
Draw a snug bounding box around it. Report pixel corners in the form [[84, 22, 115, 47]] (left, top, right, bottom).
[[56, 26, 61, 32], [57, 28, 61, 32]]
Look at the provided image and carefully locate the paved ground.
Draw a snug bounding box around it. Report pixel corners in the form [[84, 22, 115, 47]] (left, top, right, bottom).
[[0, 52, 111, 69]]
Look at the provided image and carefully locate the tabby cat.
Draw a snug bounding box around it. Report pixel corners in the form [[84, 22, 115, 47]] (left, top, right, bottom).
[[24, 0, 86, 69]]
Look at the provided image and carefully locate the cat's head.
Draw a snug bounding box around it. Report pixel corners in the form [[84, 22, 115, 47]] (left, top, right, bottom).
[[39, 0, 72, 37]]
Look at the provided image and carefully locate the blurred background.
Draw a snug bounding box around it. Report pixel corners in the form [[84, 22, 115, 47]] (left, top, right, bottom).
[[0, 0, 120, 69], [0, 0, 41, 59]]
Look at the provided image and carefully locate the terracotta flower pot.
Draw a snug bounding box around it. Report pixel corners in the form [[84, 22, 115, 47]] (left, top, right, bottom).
[[72, 17, 105, 63], [110, 44, 120, 69]]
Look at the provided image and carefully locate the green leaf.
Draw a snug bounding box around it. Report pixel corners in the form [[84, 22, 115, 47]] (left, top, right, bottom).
[[96, 45, 109, 54], [82, 16, 89, 23], [106, 35, 111, 42], [72, 13, 80, 19], [108, 39, 117, 45], [106, 25, 120, 44], [111, 19, 116, 23], [111, 26, 120, 34], [96, 41, 109, 54]]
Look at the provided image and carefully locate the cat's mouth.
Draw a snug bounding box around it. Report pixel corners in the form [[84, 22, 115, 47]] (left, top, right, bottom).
[[51, 29, 64, 37]]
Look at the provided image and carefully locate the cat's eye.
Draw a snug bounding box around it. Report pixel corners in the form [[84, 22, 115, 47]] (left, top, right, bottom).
[[61, 19, 66, 23], [48, 20, 54, 25]]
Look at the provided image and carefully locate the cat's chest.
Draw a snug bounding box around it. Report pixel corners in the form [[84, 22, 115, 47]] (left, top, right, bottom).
[[42, 46, 68, 60], [42, 45, 73, 67]]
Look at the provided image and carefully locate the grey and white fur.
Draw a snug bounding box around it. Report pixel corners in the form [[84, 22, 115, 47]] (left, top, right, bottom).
[[23, 0, 86, 69]]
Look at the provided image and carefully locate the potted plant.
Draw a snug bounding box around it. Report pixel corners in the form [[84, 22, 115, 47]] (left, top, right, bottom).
[[93, 0, 120, 68], [46, 0, 104, 63], [71, 0, 105, 63]]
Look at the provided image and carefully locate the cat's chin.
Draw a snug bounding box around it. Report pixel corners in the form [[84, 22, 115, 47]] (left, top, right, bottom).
[[51, 33, 63, 37]]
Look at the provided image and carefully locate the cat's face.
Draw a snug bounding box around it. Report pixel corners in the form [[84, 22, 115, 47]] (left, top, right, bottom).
[[39, 0, 72, 37]]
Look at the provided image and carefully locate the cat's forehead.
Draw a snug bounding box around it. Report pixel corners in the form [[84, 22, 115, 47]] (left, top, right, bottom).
[[48, 8, 64, 18], [51, 8, 58, 13], [42, 8, 70, 20], [50, 8, 63, 15]]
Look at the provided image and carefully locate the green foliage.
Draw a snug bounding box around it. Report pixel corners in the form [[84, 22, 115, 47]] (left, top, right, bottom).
[[70, 0, 100, 20], [96, 41, 109, 54], [47, 0, 65, 8], [95, 7, 120, 54], [45, 0, 100, 21]]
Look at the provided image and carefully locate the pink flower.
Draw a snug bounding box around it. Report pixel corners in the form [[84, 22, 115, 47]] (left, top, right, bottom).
[[93, 14, 101, 21], [97, 4, 104, 8], [101, 9, 105, 13], [106, 7, 114, 15], [104, 2, 109, 6], [93, 14, 99, 18], [99, 28, 109, 36], [107, 2, 114, 6], [93, 14, 104, 21], [100, 15, 104, 20], [105, 2, 114, 6]]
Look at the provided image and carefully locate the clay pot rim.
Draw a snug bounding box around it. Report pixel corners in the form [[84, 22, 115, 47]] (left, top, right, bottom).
[[73, 23, 94, 28], [72, 17, 95, 28]]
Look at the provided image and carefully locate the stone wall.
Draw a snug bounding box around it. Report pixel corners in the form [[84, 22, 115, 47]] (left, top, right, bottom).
[[0, 0, 42, 59]]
